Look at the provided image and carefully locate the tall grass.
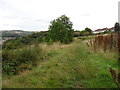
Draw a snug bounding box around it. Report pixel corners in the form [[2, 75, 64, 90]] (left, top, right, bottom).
[[2, 39, 117, 88], [2, 45, 44, 75], [89, 33, 120, 88]]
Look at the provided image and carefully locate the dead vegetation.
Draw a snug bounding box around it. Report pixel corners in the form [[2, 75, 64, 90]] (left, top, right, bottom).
[[88, 33, 120, 88]]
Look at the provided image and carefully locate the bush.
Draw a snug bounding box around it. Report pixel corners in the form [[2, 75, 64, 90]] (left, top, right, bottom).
[[3, 39, 21, 50], [79, 27, 93, 36], [2, 45, 44, 75]]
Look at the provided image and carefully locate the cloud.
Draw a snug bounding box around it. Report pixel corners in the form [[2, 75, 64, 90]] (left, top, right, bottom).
[[2, 16, 33, 20], [79, 14, 91, 17], [0, 0, 119, 31]]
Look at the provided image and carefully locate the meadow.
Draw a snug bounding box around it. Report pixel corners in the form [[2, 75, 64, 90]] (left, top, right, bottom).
[[2, 38, 118, 88]]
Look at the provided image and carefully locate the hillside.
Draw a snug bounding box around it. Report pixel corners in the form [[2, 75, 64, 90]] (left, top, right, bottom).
[[2, 39, 117, 88], [1, 30, 37, 37]]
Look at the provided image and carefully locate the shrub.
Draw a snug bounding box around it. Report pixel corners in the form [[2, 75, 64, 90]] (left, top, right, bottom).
[[2, 45, 44, 75]]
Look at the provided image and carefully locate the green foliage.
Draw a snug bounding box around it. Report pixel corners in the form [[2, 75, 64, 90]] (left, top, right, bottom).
[[80, 30, 86, 36], [114, 22, 120, 32], [3, 31, 48, 50], [47, 15, 74, 44], [2, 46, 44, 75], [78, 36, 95, 40], [80, 27, 92, 36], [103, 30, 112, 34], [85, 27, 92, 33], [3, 39, 22, 50]]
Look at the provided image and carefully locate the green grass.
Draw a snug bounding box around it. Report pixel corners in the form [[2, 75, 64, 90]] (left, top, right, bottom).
[[78, 36, 95, 40], [2, 39, 118, 88], [2, 45, 45, 76]]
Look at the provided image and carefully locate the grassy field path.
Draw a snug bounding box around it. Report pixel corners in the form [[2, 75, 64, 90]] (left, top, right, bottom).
[[3, 39, 118, 88]]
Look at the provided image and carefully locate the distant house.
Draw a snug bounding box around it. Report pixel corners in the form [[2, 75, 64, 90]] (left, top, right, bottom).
[[93, 27, 114, 34]]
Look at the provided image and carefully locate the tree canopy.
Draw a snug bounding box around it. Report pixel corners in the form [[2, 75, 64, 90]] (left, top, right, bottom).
[[114, 22, 120, 32], [47, 15, 74, 44], [85, 27, 92, 33], [79, 27, 92, 36]]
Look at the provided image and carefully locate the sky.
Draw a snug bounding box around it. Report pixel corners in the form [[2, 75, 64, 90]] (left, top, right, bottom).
[[0, 0, 119, 31]]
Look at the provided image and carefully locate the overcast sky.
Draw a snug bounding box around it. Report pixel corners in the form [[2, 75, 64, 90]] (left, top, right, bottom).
[[0, 0, 119, 31]]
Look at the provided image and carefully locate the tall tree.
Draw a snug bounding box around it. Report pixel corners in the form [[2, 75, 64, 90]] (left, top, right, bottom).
[[85, 27, 92, 34], [47, 15, 74, 44], [114, 22, 120, 32], [79, 27, 92, 36]]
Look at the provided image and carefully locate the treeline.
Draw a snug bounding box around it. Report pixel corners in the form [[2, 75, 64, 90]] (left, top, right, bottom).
[[2, 31, 47, 50]]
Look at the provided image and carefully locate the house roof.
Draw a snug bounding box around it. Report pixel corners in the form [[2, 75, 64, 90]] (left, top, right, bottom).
[[94, 27, 114, 32]]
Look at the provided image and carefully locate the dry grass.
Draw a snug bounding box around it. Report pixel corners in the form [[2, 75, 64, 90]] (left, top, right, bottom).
[[38, 42, 71, 54], [88, 33, 120, 53]]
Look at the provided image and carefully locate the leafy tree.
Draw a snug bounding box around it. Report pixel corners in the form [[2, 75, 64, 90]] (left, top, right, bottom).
[[79, 27, 92, 36], [80, 30, 85, 36], [85, 27, 92, 33], [47, 15, 74, 44]]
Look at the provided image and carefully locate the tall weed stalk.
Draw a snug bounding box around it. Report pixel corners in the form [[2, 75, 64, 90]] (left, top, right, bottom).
[[89, 33, 120, 88]]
